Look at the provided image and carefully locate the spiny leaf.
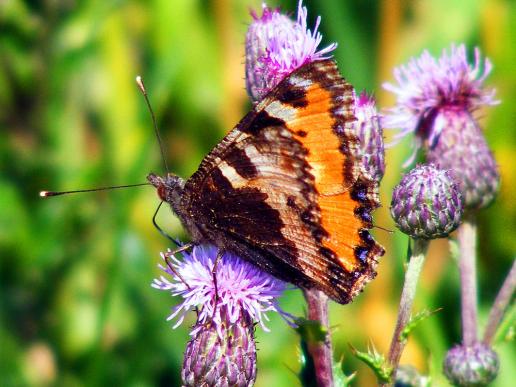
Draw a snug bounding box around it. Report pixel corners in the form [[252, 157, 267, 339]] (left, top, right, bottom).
[[349, 343, 392, 384], [295, 317, 328, 344], [296, 318, 328, 387], [298, 339, 317, 387], [400, 308, 442, 342], [332, 358, 356, 387]]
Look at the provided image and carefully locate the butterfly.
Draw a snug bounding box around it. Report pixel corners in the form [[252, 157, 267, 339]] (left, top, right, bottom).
[[148, 59, 384, 304]]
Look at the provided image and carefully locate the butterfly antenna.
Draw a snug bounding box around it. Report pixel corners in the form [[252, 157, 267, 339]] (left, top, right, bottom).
[[152, 201, 182, 247], [40, 183, 150, 197], [373, 224, 394, 233], [136, 76, 169, 174]]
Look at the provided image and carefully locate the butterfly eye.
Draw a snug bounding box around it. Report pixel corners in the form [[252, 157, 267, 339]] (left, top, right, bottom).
[[157, 185, 168, 201]]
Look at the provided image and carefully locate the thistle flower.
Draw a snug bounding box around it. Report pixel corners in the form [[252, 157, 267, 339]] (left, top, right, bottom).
[[152, 245, 292, 385], [390, 164, 463, 239], [443, 343, 499, 386], [383, 44, 500, 209], [245, 0, 336, 102], [355, 91, 385, 184]]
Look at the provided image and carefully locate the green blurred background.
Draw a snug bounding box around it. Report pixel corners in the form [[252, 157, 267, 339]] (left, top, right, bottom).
[[1, 0, 514, 386]]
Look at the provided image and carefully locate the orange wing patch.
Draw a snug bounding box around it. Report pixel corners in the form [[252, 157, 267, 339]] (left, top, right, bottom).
[[290, 83, 363, 272]]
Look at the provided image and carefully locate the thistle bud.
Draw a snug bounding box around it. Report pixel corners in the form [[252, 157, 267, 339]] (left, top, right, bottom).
[[182, 313, 257, 387], [390, 164, 463, 239], [355, 92, 385, 184], [426, 108, 499, 209], [443, 343, 499, 386]]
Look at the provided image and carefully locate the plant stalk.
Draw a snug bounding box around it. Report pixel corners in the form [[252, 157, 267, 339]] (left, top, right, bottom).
[[483, 259, 516, 344], [385, 238, 429, 385], [303, 289, 334, 387], [457, 215, 479, 346]]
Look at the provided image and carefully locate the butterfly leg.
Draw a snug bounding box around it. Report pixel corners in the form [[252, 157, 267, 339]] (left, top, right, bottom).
[[210, 249, 224, 321], [152, 201, 182, 247], [162, 243, 195, 290]]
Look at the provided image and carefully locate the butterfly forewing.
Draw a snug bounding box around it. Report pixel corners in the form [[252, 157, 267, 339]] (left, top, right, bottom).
[[181, 59, 384, 304]]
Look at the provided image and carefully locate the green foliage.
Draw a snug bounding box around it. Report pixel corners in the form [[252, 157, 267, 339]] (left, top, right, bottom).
[[296, 317, 328, 386], [399, 308, 442, 343], [350, 343, 392, 384], [333, 360, 356, 387], [296, 317, 328, 345]]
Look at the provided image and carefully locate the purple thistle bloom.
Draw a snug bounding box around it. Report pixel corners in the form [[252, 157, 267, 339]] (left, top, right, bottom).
[[383, 44, 498, 165], [152, 245, 293, 386], [355, 91, 385, 184], [151, 244, 292, 335], [383, 44, 500, 210], [245, 0, 337, 102]]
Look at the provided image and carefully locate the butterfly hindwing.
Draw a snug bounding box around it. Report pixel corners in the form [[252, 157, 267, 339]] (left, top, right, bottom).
[[181, 59, 383, 304]]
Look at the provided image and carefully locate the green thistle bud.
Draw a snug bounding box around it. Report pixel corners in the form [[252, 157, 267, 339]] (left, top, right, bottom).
[[390, 164, 464, 239], [443, 343, 499, 386]]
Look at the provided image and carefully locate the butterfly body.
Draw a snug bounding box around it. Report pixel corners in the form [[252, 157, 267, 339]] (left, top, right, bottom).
[[148, 59, 384, 304]]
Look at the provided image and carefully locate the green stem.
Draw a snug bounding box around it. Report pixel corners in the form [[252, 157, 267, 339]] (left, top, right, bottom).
[[483, 259, 516, 344], [385, 238, 429, 385], [457, 215, 478, 347], [303, 289, 334, 387]]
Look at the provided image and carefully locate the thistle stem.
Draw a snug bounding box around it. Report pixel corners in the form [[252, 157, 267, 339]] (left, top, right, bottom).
[[386, 238, 429, 384], [457, 215, 478, 346], [303, 289, 334, 387], [483, 259, 516, 344]]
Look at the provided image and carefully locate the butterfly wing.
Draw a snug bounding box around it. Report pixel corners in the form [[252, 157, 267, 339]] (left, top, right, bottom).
[[182, 59, 384, 304]]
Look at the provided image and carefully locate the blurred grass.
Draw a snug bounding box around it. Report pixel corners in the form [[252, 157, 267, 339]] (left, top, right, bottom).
[[0, 0, 514, 386]]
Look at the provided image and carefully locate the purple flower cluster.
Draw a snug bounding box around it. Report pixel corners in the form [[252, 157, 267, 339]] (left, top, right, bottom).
[[384, 44, 500, 210], [384, 43, 503, 386], [152, 245, 292, 336], [153, 245, 293, 385], [245, 0, 336, 102], [383, 44, 498, 159]]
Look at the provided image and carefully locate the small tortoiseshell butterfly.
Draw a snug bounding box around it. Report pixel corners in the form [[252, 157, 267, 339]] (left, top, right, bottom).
[[148, 59, 384, 304]]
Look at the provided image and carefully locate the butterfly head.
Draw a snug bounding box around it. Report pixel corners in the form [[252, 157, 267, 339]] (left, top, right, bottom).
[[147, 172, 185, 205]]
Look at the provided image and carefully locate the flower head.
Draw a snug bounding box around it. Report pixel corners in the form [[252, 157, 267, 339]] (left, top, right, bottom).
[[390, 164, 463, 239], [153, 245, 292, 386], [444, 343, 499, 386], [383, 44, 500, 210], [245, 0, 336, 102], [151, 244, 291, 335], [383, 44, 498, 164], [355, 91, 385, 184]]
